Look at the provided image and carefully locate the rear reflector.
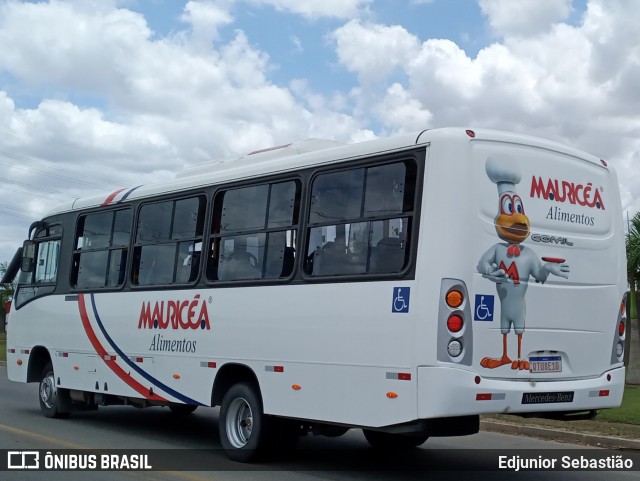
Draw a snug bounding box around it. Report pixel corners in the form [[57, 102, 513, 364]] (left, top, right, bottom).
[[386, 372, 412, 381], [266, 365, 284, 373], [476, 392, 506, 401]]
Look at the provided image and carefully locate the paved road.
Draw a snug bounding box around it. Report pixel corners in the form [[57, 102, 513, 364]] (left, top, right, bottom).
[[0, 367, 638, 481]]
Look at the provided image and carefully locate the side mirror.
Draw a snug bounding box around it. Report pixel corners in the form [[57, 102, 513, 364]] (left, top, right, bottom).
[[21, 240, 36, 273]]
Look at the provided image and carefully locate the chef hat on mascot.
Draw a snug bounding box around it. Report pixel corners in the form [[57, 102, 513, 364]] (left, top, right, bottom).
[[485, 154, 521, 195]]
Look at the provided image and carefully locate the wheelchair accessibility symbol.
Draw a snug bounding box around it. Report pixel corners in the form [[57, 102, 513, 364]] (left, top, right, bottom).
[[474, 294, 494, 321], [392, 287, 410, 313]]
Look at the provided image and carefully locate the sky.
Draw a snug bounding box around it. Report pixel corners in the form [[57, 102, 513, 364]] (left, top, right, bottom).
[[1, 0, 639, 264]]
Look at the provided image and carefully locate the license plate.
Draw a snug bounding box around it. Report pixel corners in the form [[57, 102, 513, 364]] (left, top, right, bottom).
[[529, 355, 562, 373], [522, 391, 574, 404]]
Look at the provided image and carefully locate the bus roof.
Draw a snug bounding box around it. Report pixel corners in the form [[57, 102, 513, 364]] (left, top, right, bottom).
[[43, 127, 604, 217]]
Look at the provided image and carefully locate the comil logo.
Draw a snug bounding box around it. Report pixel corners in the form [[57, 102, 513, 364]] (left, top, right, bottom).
[[138, 294, 211, 330], [530, 177, 605, 210]]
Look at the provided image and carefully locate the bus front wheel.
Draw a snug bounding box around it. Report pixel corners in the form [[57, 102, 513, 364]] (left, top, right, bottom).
[[219, 382, 267, 462], [39, 362, 70, 419]]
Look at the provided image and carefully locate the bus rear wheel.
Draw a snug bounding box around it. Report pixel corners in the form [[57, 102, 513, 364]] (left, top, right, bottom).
[[362, 429, 429, 449], [219, 382, 267, 462], [39, 362, 70, 419]]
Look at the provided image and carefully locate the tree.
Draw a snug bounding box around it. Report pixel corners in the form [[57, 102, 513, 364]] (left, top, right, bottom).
[[625, 212, 640, 381], [626, 212, 640, 319], [0, 261, 13, 333]]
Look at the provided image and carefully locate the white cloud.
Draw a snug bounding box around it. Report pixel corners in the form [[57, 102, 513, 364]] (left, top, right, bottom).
[[180, 0, 234, 48], [245, 0, 372, 19], [376, 83, 433, 134], [0, 1, 152, 93], [332, 20, 420, 84], [479, 0, 573, 37]]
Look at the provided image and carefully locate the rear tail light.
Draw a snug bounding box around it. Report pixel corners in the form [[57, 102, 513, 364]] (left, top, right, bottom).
[[447, 314, 464, 333], [438, 280, 472, 365], [611, 293, 627, 363]]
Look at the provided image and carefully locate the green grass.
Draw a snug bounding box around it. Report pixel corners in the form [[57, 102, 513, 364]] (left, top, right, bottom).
[[596, 385, 640, 425], [0, 331, 5, 363]]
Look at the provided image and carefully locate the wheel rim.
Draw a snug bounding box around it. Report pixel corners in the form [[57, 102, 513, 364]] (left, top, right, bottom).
[[40, 374, 57, 409], [226, 397, 253, 448]]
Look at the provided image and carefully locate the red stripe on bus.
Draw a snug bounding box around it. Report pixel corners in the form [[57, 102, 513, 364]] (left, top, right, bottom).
[[101, 188, 126, 206], [77, 293, 168, 402]]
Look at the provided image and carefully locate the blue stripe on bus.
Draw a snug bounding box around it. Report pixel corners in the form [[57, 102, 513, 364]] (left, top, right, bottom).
[[89, 293, 204, 406], [117, 185, 143, 203]]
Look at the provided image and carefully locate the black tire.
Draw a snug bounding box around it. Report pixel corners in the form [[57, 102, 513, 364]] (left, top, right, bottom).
[[219, 382, 268, 463], [168, 403, 198, 415], [362, 429, 429, 449], [38, 362, 70, 419]]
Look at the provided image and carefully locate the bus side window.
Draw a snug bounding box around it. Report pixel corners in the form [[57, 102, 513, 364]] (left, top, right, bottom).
[[132, 196, 206, 286], [72, 209, 132, 289], [208, 180, 300, 282], [305, 160, 415, 277]]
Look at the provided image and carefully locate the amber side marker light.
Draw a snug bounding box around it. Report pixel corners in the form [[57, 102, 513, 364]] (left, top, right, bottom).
[[292, 384, 302, 391], [386, 392, 398, 399], [446, 290, 464, 308]]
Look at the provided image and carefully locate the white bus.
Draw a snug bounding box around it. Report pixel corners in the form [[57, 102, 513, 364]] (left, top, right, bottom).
[[3, 128, 628, 462]]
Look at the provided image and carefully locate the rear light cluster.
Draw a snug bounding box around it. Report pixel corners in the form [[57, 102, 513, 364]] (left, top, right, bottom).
[[612, 294, 627, 362], [446, 294, 464, 357], [437, 280, 473, 365]]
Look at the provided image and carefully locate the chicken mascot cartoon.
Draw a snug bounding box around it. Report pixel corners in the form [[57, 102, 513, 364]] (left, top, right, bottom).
[[477, 155, 570, 370]]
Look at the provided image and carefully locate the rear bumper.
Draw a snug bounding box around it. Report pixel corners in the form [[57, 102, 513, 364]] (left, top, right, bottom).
[[418, 366, 625, 418]]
